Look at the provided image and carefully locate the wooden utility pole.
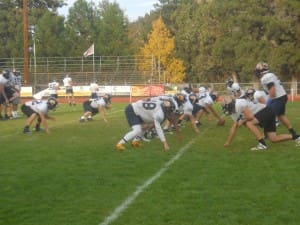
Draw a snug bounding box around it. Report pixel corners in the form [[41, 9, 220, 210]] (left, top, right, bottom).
[[23, 0, 29, 85]]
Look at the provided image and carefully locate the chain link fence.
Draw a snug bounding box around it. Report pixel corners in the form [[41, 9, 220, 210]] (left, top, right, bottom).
[[1, 56, 299, 96]]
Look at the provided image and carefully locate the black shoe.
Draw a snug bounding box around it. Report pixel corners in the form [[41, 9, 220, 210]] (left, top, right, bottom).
[[35, 125, 41, 132], [23, 128, 31, 134], [195, 121, 202, 127]]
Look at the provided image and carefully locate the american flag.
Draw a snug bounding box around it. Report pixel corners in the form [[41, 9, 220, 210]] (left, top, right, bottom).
[[83, 44, 94, 57]]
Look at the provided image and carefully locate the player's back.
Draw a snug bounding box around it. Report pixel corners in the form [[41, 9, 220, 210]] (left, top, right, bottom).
[[132, 100, 164, 123]]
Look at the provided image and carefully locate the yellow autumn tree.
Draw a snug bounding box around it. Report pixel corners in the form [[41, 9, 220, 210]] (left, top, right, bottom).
[[138, 16, 185, 83]]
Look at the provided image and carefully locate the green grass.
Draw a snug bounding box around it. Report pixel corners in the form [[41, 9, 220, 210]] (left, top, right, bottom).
[[0, 101, 300, 225]]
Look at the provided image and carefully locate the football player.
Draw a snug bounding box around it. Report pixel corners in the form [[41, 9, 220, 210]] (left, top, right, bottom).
[[79, 94, 111, 123], [63, 74, 75, 106], [222, 96, 300, 150], [255, 62, 299, 138], [89, 80, 99, 99], [115, 99, 177, 151], [195, 86, 225, 126], [48, 79, 60, 99], [0, 69, 20, 119], [21, 97, 58, 134], [10, 69, 22, 118]]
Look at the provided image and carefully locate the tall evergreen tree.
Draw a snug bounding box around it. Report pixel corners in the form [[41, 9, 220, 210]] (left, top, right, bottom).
[[96, 0, 132, 56]]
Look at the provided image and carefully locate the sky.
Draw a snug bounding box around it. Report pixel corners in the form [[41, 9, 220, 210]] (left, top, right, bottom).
[[58, 0, 159, 22]]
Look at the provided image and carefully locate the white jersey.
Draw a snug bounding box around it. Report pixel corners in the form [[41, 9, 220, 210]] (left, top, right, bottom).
[[25, 100, 49, 114], [90, 97, 107, 108], [48, 81, 59, 94], [63, 76, 72, 87], [253, 90, 268, 104], [5, 72, 17, 87], [260, 72, 286, 98], [150, 95, 179, 111], [132, 100, 166, 142], [0, 74, 9, 85], [231, 99, 265, 122], [12, 75, 22, 91], [182, 95, 195, 115], [197, 91, 214, 106]]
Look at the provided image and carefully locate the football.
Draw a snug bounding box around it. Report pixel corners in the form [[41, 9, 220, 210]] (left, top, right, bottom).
[[217, 118, 225, 126]]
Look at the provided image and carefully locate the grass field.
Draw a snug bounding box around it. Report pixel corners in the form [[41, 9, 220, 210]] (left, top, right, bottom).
[[1, 101, 300, 225]]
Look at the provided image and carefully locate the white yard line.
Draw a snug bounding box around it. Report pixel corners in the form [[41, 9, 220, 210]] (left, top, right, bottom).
[[99, 139, 196, 225]]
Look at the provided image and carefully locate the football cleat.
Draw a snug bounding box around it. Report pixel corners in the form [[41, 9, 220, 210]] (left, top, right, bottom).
[[79, 118, 85, 123], [23, 128, 31, 134], [131, 141, 142, 148], [250, 143, 267, 151], [87, 117, 93, 121], [115, 143, 125, 151], [295, 137, 300, 147], [35, 125, 41, 132]]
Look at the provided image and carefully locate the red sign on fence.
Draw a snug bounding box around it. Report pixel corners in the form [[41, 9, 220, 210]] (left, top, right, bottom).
[[131, 85, 165, 97]]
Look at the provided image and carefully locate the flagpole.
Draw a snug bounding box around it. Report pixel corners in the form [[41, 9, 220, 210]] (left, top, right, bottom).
[[93, 43, 95, 80]]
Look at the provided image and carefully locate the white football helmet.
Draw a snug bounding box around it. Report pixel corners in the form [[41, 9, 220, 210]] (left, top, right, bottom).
[[199, 86, 206, 93], [255, 62, 269, 78]]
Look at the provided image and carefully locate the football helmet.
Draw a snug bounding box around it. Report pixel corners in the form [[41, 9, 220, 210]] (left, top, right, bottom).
[[231, 83, 241, 96], [47, 97, 58, 110], [209, 91, 219, 102], [255, 62, 269, 78], [188, 94, 198, 105], [2, 69, 10, 79], [183, 87, 192, 94], [103, 93, 112, 104], [221, 97, 235, 115], [245, 88, 256, 101], [14, 69, 21, 76], [226, 78, 234, 89], [199, 86, 206, 95], [161, 100, 175, 114], [174, 93, 186, 105]]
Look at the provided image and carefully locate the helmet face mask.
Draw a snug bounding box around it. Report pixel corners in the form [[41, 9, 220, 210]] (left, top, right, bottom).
[[246, 88, 255, 101]]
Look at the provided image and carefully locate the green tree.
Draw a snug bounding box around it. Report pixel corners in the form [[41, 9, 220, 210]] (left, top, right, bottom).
[[0, 0, 66, 58], [96, 0, 132, 56], [65, 0, 96, 55], [35, 12, 66, 57]]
